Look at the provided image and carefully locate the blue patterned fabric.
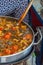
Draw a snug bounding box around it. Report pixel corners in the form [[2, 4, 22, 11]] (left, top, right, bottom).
[[0, 0, 29, 23], [0, 0, 19, 15]]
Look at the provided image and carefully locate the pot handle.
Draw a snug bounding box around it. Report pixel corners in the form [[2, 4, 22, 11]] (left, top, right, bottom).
[[33, 27, 42, 45]]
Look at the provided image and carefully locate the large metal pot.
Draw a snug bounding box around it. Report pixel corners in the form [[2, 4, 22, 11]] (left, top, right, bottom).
[[0, 16, 42, 64]]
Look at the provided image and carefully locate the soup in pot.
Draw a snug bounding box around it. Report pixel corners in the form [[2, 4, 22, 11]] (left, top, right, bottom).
[[0, 17, 33, 56]]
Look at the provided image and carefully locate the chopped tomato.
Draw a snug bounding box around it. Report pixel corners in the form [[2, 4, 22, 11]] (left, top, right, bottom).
[[0, 27, 4, 30], [12, 45, 19, 51], [11, 50, 17, 54], [23, 34, 33, 40], [0, 52, 3, 56], [11, 27, 16, 31], [3, 32, 12, 39], [4, 49, 11, 54], [7, 32, 12, 36], [4, 34, 11, 39], [0, 36, 2, 39]]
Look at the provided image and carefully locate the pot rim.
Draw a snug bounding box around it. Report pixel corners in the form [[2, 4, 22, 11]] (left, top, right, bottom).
[[0, 16, 34, 58]]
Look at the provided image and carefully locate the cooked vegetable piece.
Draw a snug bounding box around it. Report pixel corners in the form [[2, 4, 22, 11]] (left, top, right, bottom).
[[16, 26, 19, 29], [4, 34, 11, 39], [4, 49, 11, 54], [11, 27, 16, 31], [23, 34, 33, 40], [12, 45, 19, 51], [7, 32, 12, 36], [6, 22, 13, 28], [23, 42, 28, 46], [0, 52, 3, 56], [23, 46, 26, 50], [18, 49, 22, 52], [29, 39, 32, 43], [0, 31, 4, 36], [18, 33, 23, 36], [3, 32, 12, 39], [0, 27, 4, 30], [13, 39, 18, 42], [21, 25, 26, 30]]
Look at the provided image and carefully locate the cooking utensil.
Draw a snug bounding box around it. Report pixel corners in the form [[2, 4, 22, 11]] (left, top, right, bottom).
[[18, 0, 33, 25], [0, 16, 42, 64]]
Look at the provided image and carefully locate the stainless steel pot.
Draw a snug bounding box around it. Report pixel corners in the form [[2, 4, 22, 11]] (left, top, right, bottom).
[[0, 16, 42, 64]]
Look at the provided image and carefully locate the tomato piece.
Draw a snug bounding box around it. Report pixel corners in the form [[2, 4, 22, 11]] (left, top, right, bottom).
[[0, 52, 3, 56], [12, 45, 19, 51], [23, 34, 33, 40], [21, 25, 26, 30], [4, 34, 11, 39], [11, 27, 16, 31], [3, 32, 12, 39], [0, 27, 4, 30], [7, 32, 12, 36], [4, 49, 11, 54]]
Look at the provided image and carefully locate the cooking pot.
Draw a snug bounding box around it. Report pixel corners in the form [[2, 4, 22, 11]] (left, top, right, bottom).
[[0, 16, 42, 63]]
